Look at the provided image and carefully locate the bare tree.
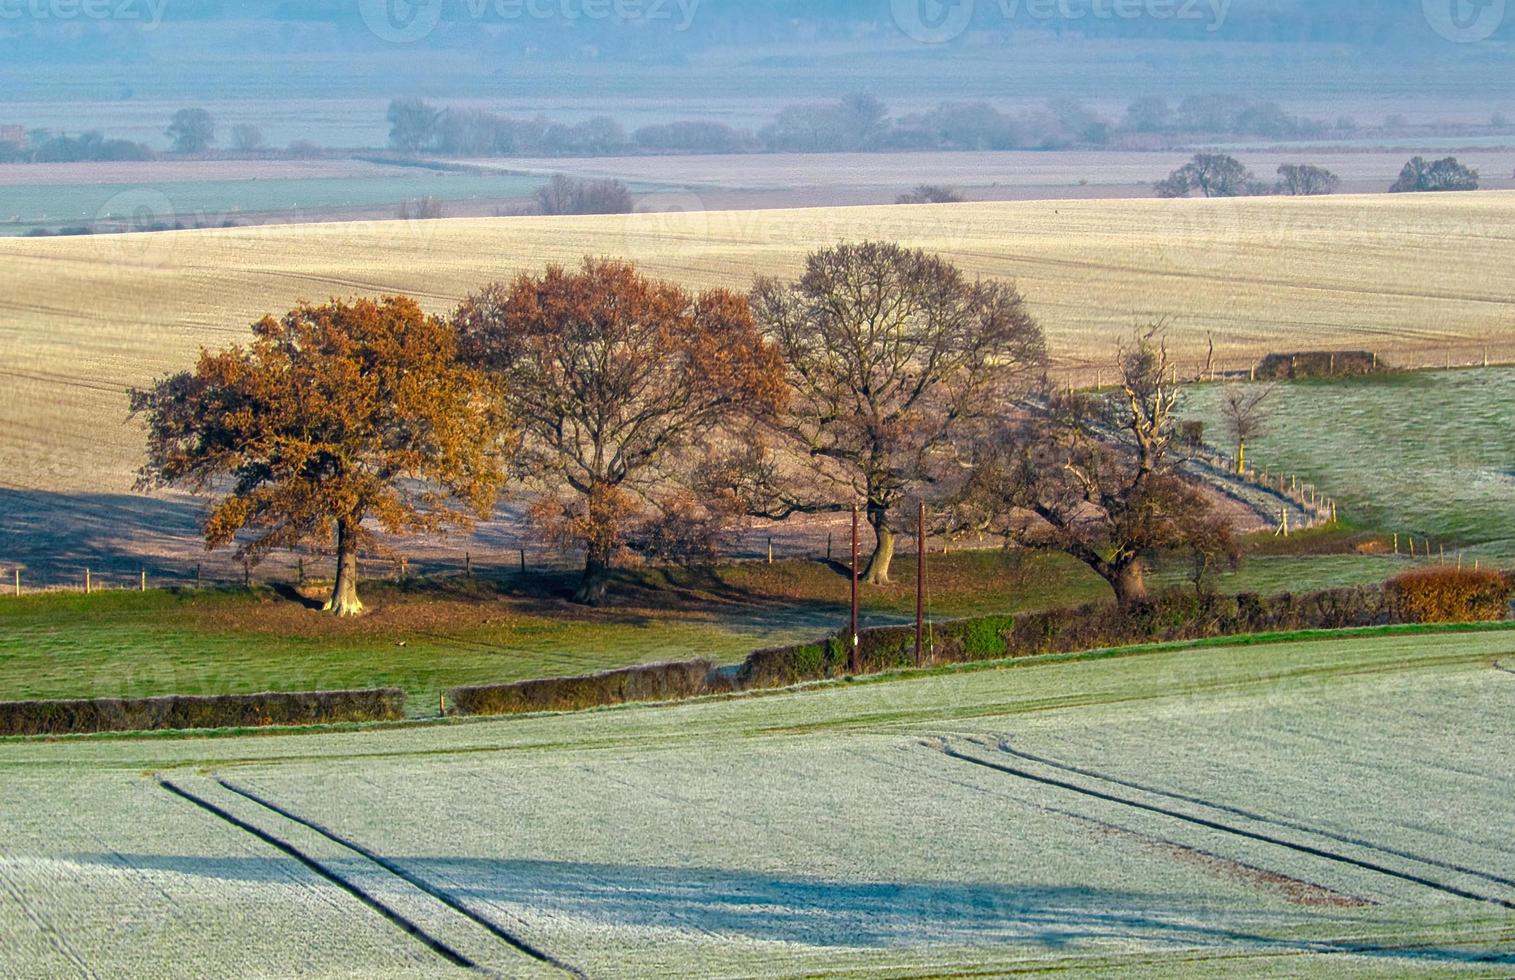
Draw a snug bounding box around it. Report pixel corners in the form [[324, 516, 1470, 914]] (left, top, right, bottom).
[[1275, 163, 1340, 195], [896, 184, 965, 205], [1155, 153, 1266, 198], [1218, 384, 1276, 474], [230, 124, 265, 153], [953, 326, 1233, 608], [1390, 156, 1479, 193], [746, 242, 1045, 585]]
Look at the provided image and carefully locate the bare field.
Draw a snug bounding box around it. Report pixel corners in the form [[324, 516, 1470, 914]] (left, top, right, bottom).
[[480, 149, 1515, 199]]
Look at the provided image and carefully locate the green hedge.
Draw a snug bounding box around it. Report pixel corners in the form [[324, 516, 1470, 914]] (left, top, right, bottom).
[[446, 576, 1513, 720], [0, 688, 406, 738]]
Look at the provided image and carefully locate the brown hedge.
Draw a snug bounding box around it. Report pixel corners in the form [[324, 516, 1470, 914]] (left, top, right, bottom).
[[449, 660, 721, 716], [1385, 567, 1514, 624], [0, 688, 406, 738]]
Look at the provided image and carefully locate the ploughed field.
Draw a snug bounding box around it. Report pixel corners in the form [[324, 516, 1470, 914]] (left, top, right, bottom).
[[4, 193, 1515, 580], [2, 629, 1512, 977]]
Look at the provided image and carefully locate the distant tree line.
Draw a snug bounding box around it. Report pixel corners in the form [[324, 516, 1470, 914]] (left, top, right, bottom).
[[133, 243, 1230, 615], [384, 93, 1378, 159], [0, 130, 154, 163]]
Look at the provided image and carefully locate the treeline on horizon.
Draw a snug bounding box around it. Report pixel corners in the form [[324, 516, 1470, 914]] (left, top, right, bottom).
[[386, 92, 1424, 158]]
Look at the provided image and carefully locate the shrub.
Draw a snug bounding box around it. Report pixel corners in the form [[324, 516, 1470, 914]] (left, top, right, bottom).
[[1385, 567, 1513, 624], [0, 689, 405, 738], [450, 660, 717, 716], [1255, 351, 1383, 380]]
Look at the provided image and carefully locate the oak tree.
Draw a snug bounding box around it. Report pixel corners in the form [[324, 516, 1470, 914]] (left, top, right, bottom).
[[748, 242, 1045, 585], [454, 259, 785, 606], [954, 328, 1233, 608], [131, 297, 508, 616]]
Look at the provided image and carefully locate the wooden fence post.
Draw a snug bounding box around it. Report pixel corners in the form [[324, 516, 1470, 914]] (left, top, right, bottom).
[[85, 568, 91, 594], [140, 568, 146, 592], [13, 568, 18, 597]]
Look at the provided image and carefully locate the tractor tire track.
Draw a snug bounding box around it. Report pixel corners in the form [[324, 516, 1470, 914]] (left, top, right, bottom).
[[1494, 659, 1515, 677], [933, 742, 1515, 911], [158, 778, 482, 974], [214, 778, 585, 979], [989, 739, 1515, 894]]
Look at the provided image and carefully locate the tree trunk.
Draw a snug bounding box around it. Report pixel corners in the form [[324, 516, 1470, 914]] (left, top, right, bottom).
[[1237, 441, 1246, 475], [324, 518, 364, 617], [574, 552, 612, 607], [863, 506, 895, 586], [1110, 560, 1150, 609]]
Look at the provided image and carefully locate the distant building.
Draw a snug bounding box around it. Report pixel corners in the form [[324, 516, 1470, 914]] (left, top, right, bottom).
[[0, 126, 27, 148]]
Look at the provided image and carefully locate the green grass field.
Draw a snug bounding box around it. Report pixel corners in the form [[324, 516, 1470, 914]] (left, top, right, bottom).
[[2, 628, 1511, 976], [0, 172, 604, 234], [0, 547, 1427, 710], [1184, 367, 1515, 561]]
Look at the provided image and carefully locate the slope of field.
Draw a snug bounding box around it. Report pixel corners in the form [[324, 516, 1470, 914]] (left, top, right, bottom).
[[1184, 367, 1515, 561], [4, 192, 1514, 524], [2, 630, 1512, 976], [0, 549, 1421, 707]]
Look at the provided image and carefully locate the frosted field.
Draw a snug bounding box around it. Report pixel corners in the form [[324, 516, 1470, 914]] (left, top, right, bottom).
[[2, 630, 1513, 976]]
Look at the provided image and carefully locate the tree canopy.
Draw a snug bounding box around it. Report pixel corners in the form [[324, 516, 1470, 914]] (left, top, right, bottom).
[[1390, 156, 1479, 193], [131, 297, 508, 615], [454, 259, 785, 605], [746, 242, 1046, 585], [953, 328, 1234, 607]]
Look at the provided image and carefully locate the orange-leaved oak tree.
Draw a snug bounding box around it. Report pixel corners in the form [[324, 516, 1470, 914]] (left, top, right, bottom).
[[130, 296, 510, 616], [454, 259, 785, 606]]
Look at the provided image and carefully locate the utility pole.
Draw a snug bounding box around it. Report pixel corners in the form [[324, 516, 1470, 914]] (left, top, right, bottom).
[[850, 503, 860, 675], [915, 502, 926, 668]]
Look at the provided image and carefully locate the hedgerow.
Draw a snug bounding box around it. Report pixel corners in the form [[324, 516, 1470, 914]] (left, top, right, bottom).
[[0, 688, 405, 738], [447, 574, 1512, 719]]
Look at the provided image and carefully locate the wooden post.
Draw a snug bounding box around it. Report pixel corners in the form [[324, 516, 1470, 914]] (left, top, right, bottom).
[[85, 568, 91, 594], [915, 502, 926, 669], [1393, 532, 1399, 555], [1281, 508, 1289, 537], [440, 692, 446, 716], [826, 532, 833, 563], [140, 568, 146, 592], [767, 537, 774, 565], [850, 503, 860, 675], [13, 568, 18, 597], [519, 548, 527, 573], [244, 560, 251, 589], [464, 552, 471, 578], [298, 557, 306, 585]]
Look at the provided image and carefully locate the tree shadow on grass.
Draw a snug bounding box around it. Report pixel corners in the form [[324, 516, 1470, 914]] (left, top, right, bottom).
[[62, 852, 1508, 968]]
